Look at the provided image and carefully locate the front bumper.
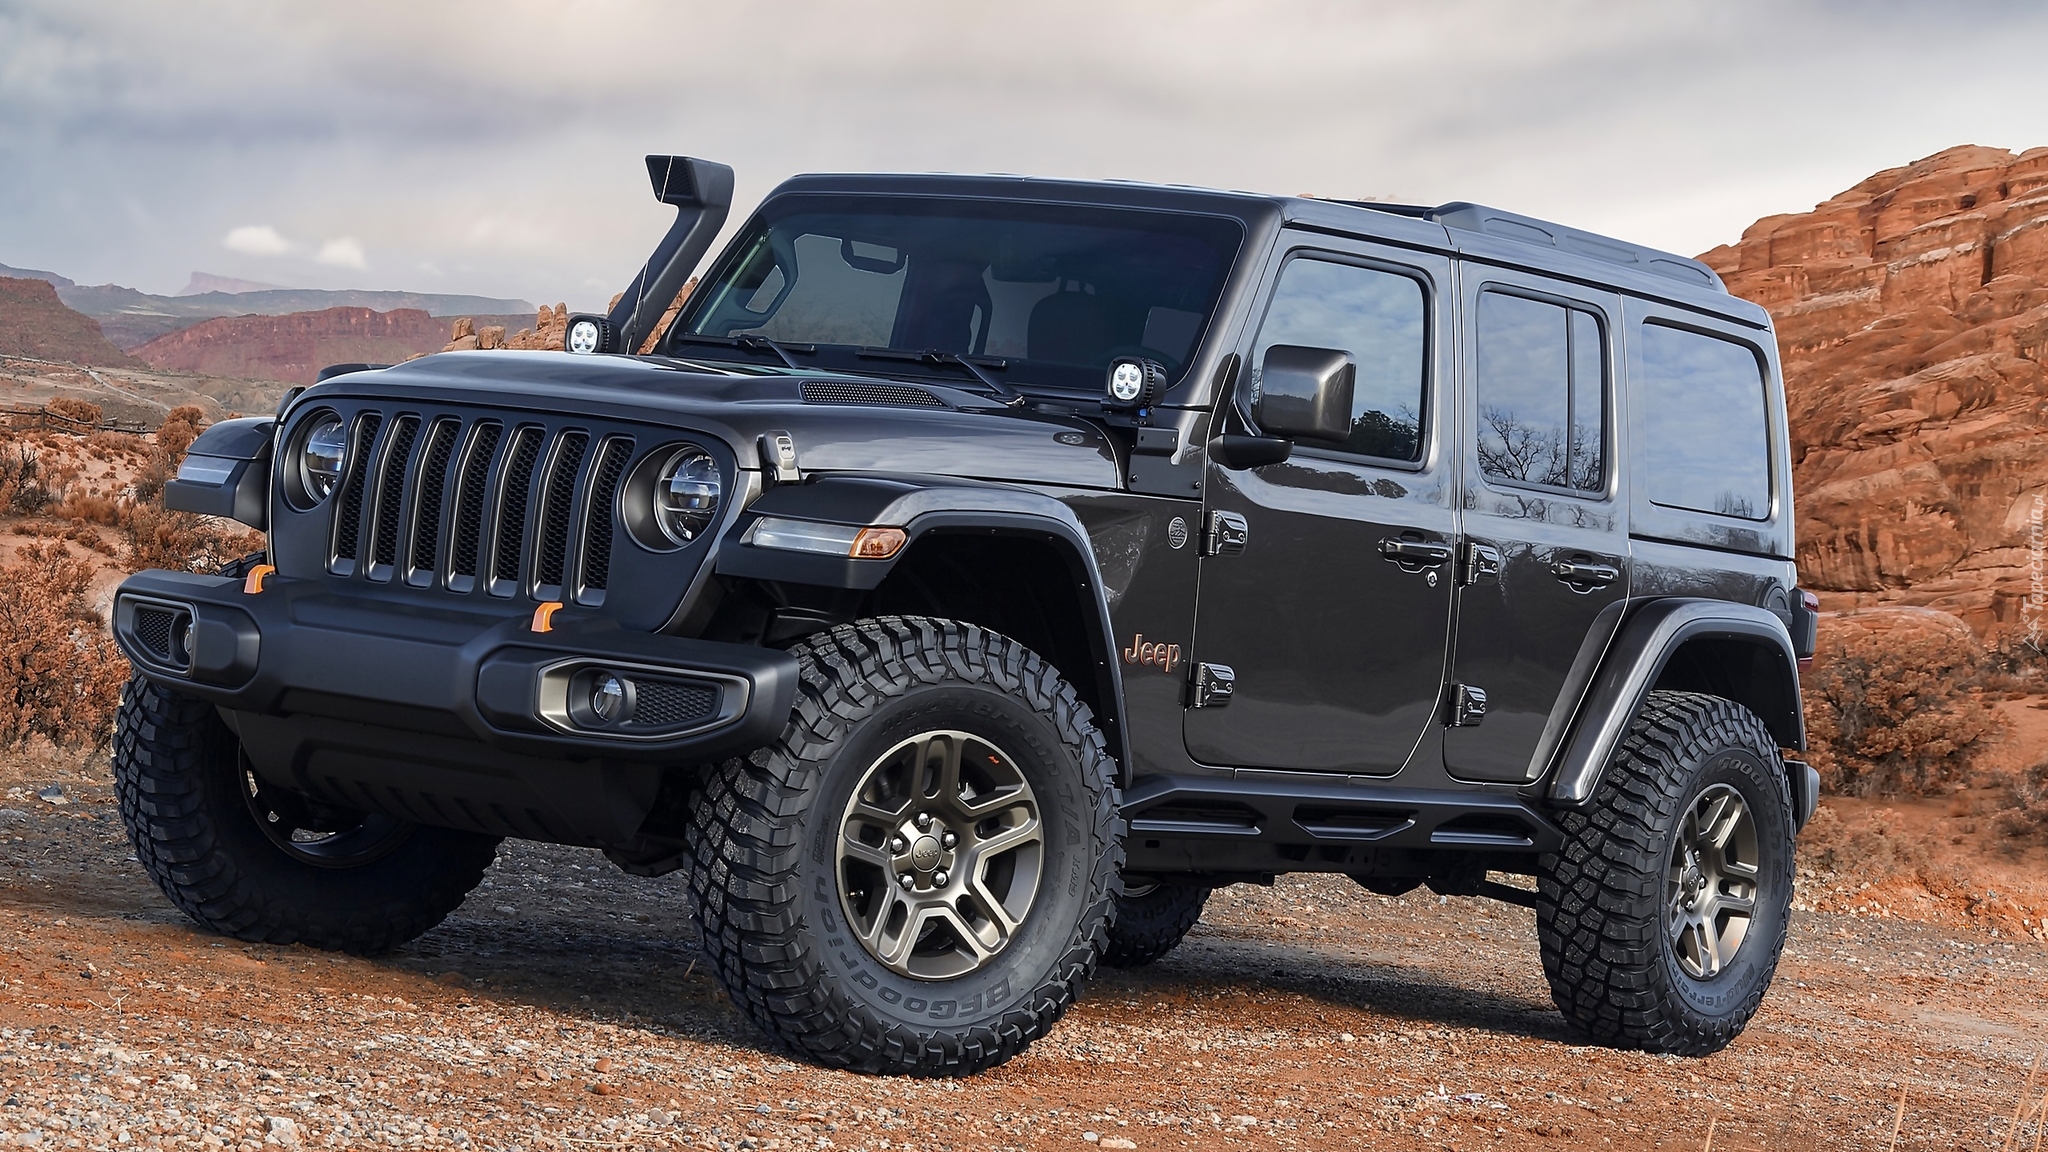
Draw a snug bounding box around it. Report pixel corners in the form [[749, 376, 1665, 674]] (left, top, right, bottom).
[[111, 568, 799, 765]]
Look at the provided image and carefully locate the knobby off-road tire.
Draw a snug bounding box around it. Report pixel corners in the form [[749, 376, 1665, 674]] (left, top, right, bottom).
[[688, 617, 1122, 1076], [1536, 691, 1795, 1055], [112, 676, 501, 953], [1100, 880, 1210, 968]]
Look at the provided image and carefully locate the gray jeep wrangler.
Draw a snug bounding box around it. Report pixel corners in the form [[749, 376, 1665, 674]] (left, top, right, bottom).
[[111, 155, 1819, 1075]]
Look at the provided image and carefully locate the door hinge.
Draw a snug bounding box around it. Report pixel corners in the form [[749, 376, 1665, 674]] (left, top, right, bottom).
[[1446, 683, 1487, 727], [1202, 511, 1248, 556], [1459, 542, 1502, 586], [1190, 662, 1236, 708]]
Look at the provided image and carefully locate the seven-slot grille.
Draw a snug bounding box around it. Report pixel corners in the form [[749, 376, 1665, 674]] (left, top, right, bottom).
[[324, 410, 635, 603]]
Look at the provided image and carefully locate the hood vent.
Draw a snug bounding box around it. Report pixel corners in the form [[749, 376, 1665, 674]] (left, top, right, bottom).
[[801, 380, 946, 408]]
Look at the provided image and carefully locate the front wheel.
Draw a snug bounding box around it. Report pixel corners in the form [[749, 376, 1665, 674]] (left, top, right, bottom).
[[112, 676, 501, 953], [688, 617, 1122, 1076], [1535, 690, 1795, 1055]]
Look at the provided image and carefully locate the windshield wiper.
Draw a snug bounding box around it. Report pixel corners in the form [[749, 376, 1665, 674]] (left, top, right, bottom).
[[855, 347, 1025, 406], [672, 333, 815, 369]]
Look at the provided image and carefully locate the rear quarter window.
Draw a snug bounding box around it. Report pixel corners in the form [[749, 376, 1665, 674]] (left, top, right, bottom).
[[1637, 323, 1771, 520]]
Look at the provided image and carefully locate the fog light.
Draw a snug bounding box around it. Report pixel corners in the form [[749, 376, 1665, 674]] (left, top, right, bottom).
[[1106, 357, 1166, 409], [566, 315, 613, 355], [590, 673, 627, 722]]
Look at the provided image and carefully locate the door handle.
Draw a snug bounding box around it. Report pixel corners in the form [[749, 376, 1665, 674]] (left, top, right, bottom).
[[1552, 559, 1620, 587], [1378, 538, 1453, 566]]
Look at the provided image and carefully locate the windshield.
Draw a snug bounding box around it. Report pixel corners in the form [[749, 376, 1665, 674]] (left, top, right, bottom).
[[672, 195, 1244, 394]]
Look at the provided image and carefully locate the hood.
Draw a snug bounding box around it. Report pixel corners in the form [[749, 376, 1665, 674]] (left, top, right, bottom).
[[305, 350, 1123, 490]]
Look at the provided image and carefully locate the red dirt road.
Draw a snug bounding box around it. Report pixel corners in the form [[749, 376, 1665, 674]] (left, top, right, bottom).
[[2, 750, 2046, 1152]]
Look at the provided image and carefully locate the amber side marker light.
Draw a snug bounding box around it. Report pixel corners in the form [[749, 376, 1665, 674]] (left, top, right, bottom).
[[851, 526, 908, 559]]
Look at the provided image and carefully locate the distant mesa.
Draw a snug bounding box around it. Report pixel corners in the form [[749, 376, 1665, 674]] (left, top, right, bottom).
[[133, 306, 461, 386], [177, 271, 291, 296], [0, 259, 537, 350], [1701, 143, 2048, 637], [0, 276, 143, 368], [0, 261, 76, 289]]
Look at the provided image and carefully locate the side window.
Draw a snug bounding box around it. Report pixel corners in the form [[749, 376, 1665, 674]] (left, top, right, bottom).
[[1638, 323, 1771, 520], [1250, 256, 1427, 462], [1473, 291, 1606, 494]]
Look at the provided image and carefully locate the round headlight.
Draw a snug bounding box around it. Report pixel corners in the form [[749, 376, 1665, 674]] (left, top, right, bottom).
[[567, 317, 603, 355], [297, 415, 347, 503], [653, 449, 722, 544]]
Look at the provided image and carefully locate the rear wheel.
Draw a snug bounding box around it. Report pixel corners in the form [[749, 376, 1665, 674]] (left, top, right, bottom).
[[1535, 691, 1794, 1054], [112, 676, 500, 953], [688, 617, 1121, 1076], [1100, 879, 1210, 968]]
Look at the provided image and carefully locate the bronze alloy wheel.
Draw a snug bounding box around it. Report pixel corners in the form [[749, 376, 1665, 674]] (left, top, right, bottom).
[[1664, 781, 1760, 979], [836, 729, 1045, 980], [240, 757, 412, 870]]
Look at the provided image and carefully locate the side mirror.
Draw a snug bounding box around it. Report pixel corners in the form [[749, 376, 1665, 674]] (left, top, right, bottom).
[[1253, 345, 1355, 444]]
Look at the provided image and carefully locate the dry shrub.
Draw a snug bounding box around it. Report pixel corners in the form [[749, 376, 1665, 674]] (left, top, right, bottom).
[[1801, 609, 2002, 796], [1797, 804, 1928, 876], [1999, 760, 2048, 841], [132, 404, 203, 505], [0, 541, 125, 749], [44, 396, 103, 428], [120, 407, 261, 572]]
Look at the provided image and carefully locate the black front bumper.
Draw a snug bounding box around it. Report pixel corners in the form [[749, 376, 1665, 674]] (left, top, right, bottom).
[[111, 569, 799, 844]]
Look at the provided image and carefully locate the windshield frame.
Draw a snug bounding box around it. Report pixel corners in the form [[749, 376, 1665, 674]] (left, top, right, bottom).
[[664, 191, 1250, 402]]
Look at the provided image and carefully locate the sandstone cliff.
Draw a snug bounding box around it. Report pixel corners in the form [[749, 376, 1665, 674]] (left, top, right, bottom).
[[1701, 145, 2048, 637], [132, 306, 451, 385], [0, 277, 144, 369]]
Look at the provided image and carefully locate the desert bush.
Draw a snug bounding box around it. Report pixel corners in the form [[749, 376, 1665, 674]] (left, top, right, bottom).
[[119, 407, 261, 572], [0, 444, 52, 514], [1797, 804, 1929, 876], [1801, 610, 2002, 796], [1998, 760, 2048, 841], [0, 541, 126, 749], [131, 405, 203, 506], [43, 396, 103, 428]]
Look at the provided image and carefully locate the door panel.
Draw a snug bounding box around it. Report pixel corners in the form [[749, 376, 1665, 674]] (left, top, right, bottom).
[[1185, 239, 1456, 775], [1445, 273, 1629, 783]]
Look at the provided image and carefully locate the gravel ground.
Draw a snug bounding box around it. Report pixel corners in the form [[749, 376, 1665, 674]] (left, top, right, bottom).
[[2, 755, 2046, 1151]]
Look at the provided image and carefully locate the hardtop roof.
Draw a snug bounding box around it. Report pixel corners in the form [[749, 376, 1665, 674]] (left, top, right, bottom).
[[766, 172, 1761, 327]]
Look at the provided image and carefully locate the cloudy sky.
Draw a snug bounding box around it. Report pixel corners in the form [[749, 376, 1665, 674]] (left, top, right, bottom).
[[3, 0, 2043, 309]]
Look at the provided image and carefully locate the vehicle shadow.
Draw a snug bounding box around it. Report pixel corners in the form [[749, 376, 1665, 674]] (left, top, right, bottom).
[[1095, 934, 1577, 1044]]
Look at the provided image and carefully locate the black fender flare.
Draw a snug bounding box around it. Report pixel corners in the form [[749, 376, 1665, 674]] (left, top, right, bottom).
[[712, 474, 1131, 779], [1546, 598, 1805, 807]]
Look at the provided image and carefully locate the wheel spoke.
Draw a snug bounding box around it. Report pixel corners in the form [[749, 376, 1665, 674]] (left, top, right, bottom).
[[848, 796, 909, 829], [1688, 921, 1722, 977], [1699, 793, 1742, 851], [863, 889, 916, 967], [923, 733, 965, 804], [1716, 887, 1756, 917], [965, 876, 1024, 941], [840, 836, 894, 870], [1719, 856, 1760, 880], [966, 814, 1042, 863], [928, 903, 994, 962]]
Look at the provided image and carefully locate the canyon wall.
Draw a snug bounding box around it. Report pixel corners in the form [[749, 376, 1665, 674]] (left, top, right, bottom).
[[132, 306, 452, 385], [1700, 145, 2048, 637]]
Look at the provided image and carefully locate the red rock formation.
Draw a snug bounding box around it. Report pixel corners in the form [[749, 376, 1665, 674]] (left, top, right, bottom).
[[133, 306, 451, 385], [0, 277, 144, 368], [1701, 145, 2048, 637]]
